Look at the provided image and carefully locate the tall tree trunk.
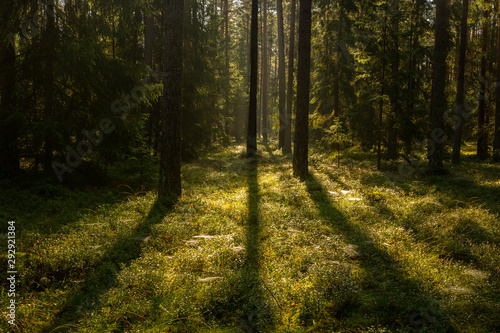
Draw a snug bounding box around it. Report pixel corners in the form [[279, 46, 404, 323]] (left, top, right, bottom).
[[158, 0, 184, 204], [494, 0, 500, 160], [387, 0, 399, 160], [261, 0, 269, 143], [284, 0, 296, 153], [428, 0, 451, 173], [333, 0, 343, 118], [404, 0, 421, 155], [43, 0, 56, 173], [144, 14, 154, 146], [451, 0, 469, 164], [477, 7, 489, 160], [0, 37, 19, 176], [224, 0, 230, 137], [293, 0, 312, 178], [277, 0, 286, 149], [377, 8, 387, 170], [247, 0, 259, 156]]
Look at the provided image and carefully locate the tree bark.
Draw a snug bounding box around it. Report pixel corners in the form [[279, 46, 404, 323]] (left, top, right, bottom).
[[477, 7, 489, 160], [158, 0, 184, 204], [247, 0, 259, 156], [277, 0, 286, 149], [293, 0, 312, 179], [428, 0, 451, 173], [451, 0, 469, 164], [284, 0, 296, 153]]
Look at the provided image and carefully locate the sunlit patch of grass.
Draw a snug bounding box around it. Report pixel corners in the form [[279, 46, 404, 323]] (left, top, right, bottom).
[[2, 141, 500, 332]]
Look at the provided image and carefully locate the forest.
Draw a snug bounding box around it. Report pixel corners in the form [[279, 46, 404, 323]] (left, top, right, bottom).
[[0, 0, 500, 331]]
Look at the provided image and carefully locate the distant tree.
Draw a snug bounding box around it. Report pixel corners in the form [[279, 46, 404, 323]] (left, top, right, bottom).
[[293, 0, 312, 178], [284, 0, 296, 154], [247, 0, 258, 156], [159, 0, 184, 203], [451, 0, 469, 165], [428, 0, 451, 173]]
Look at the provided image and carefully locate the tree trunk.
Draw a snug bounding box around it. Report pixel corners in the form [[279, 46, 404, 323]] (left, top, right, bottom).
[[451, 0, 469, 164], [494, 0, 500, 160], [284, 0, 296, 153], [333, 0, 343, 118], [247, 0, 259, 156], [144, 14, 154, 145], [428, 0, 451, 173], [477, 7, 489, 160], [0, 37, 19, 176], [377, 7, 387, 170], [43, 0, 56, 173], [293, 0, 312, 179], [224, 0, 231, 138], [158, 0, 184, 204], [387, 0, 399, 160], [261, 0, 269, 143], [277, 0, 286, 149]]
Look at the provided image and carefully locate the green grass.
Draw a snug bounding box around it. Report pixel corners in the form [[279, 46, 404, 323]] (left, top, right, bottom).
[[1, 142, 499, 332]]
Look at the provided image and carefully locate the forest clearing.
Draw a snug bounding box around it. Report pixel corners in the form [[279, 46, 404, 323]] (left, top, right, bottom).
[[1, 142, 499, 332]]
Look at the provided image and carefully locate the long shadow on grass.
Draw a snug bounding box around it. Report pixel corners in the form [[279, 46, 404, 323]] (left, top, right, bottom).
[[304, 174, 458, 332], [42, 198, 172, 333], [202, 157, 275, 332]]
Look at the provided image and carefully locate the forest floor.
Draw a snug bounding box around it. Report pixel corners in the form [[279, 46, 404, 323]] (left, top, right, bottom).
[[1, 142, 500, 332]]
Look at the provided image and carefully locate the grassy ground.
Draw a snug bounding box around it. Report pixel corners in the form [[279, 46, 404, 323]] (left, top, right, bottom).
[[1, 142, 499, 332]]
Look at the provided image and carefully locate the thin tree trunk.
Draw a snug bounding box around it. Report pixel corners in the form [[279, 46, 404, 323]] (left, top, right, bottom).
[[477, 7, 489, 160], [428, 0, 451, 173], [247, 0, 259, 156], [293, 0, 312, 178], [377, 8, 387, 170], [277, 0, 286, 149], [451, 0, 469, 164], [387, 0, 399, 160], [43, 0, 56, 173], [284, 0, 296, 153], [261, 0, 269, 143], [494, 0, 500, 160], [158, 0, 184, 203], [333, 0, 343, 118], [224, 0, 230, 137]]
